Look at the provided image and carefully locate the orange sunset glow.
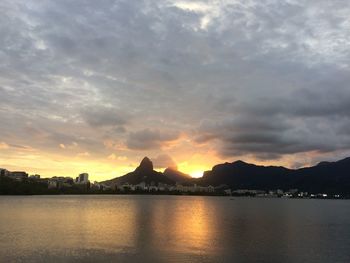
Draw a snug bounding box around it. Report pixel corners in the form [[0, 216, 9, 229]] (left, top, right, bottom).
[[1, 1, 350, 263], [1, 0, 350, 183], [0, 140, 330, 181]]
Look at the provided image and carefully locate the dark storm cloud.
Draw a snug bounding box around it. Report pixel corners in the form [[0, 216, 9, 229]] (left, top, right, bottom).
[[0, 0, 350, 164], [198, 103, 350, 160]]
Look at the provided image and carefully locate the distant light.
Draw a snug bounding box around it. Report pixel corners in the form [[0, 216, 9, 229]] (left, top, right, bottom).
[[191, 171, 203, 178]]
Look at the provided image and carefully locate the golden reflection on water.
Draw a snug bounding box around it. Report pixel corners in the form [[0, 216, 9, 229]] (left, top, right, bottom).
[[148, 197, 215, 255], [0, 195, 217, 258], [2, 196, 349, 262], [171, 198, 214, 253]]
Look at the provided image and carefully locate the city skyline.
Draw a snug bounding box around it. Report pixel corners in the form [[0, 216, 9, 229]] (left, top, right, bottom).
[[1, 0, 350, 181]]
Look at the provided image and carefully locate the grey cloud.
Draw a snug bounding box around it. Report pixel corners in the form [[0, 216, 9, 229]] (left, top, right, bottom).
[[81, 106, 128, 128], [0, 0, 350, 164], [193, 133, 218, 144], [152, 154, 177, 169], [197, 108, 350, 160], [126, 129, 179, 150]]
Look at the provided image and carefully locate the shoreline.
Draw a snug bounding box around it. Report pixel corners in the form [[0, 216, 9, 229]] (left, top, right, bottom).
[[1, 193, 348, 200]]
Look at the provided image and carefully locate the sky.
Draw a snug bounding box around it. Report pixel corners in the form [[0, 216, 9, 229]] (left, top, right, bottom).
[[1, 0, 350, 181]]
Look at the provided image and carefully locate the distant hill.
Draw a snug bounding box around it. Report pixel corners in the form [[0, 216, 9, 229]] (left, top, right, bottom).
[[102, 157, 174, 186], [101, 156, 350, 194], [163, 167, 192, 183], [199, 160, 294, 190], [199, 157, 350, 194], [295, 157, 350, 194]]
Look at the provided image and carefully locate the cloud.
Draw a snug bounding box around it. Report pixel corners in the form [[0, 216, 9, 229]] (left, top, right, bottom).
[[107, 153, 127, 161], [0, 142, 9, 150], [77, 151, 90, 157], [0, 0, 350, 173], [81, 106, 128, 128], [126, 129, 180, 150], [152, 154, 177, 169], [193, 133, 217, 144], [196, 94, 350, 160]]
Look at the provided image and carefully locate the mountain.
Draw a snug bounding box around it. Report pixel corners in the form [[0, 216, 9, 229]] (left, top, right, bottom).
[[316, 161, 332, 166], [199, 160, 294, 190], [102, 157, 175, 186], [294, 157, 350, 194], [199, 157, 350, 194], [102, 156, 350, 194], [163, 167, 192, 183]]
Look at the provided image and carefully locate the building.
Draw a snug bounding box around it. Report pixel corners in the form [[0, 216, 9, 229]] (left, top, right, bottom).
[[277, 189, 284, 195], [0, 168, 10, 177], [117, 182, 134, 191], [232, 189, 266, 196], [9, 171, 28, 181], [208, 185, 215, 193], [48, 179, 59, 189], [29, 174, 40, 180], [75, 173, 89, 184], [289, 189, 299, 194], [135, 181, 147, 190], [157, 183, 170, 191], [175, 183, 216, 193], [92, 182, 112, 191], [148, 185, 158, 191], [224, 189, 232, 195], [48, 177, 74, 189]]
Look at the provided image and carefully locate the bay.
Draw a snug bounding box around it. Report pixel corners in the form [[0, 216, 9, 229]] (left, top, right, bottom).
[[0, 195, 349, 263]]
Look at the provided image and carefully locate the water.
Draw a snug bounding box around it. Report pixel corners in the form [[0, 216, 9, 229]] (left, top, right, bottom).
[[0, 195, 349, 263]]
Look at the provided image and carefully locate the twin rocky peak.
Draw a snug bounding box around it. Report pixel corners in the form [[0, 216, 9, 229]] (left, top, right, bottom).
[[135, 157, 154, 173], [103, 157, 192, 186]]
